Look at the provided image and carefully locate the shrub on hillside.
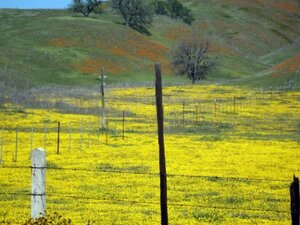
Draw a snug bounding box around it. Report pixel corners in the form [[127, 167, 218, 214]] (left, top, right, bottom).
[[69, 0, 103, 17], [152, 0, 195, 25]]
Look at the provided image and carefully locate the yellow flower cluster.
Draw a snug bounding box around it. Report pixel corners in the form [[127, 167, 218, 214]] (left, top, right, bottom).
[[0, 85, 299, 224]]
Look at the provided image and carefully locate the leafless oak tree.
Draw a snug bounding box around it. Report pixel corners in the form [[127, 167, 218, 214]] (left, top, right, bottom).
[[172, 41, 216, 84]]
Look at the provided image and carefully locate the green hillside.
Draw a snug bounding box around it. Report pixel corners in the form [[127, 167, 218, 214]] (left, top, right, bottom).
[[0, 0, 299, 88]]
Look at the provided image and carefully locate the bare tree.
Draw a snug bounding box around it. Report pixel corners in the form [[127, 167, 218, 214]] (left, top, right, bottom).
[[111, 0, 153, 34], [172, 40, 216, 84]]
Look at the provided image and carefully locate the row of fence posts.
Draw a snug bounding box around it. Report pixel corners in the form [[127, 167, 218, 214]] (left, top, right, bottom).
[[0, 94, 295, 163], [165, 98, 241, 129], [0, 113, 126, 162], [28, 147, 300, 223]]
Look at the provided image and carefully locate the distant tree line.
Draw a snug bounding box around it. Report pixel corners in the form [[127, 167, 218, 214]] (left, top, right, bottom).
[[69, 0, 194, 33]]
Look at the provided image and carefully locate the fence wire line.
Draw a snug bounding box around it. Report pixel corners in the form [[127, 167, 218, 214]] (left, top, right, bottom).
[[0, 192, 289, 214], [0, 165, 291, 183]]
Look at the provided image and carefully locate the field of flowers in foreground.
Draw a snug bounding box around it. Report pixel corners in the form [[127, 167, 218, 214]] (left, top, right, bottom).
[[0, 84, 299, 224]]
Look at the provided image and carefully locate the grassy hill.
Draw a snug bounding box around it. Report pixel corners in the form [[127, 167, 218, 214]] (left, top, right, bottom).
[[0, 0, 299, 88]]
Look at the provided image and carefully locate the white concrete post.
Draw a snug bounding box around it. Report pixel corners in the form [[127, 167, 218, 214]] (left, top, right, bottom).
[[31, 148, 46, 219]]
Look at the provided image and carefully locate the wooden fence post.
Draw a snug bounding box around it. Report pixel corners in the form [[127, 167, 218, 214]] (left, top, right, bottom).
[[31, 148, 46, 219], [57, 122, 60, 155], [100, 68, 106, 129], [291, 176, 300, 225], [155, 62, 168, 225]]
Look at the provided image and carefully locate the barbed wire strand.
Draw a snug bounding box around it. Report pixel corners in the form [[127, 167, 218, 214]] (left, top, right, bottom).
[[0, 165, 291, 183], [0, 192, 289, 214]]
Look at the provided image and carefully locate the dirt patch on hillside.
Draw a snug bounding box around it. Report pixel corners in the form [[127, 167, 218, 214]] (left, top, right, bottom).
[[48, 38, 75, 48], [271, 55, 300, 78], [272, 55, 300, 73], [73, 58, 125, 75], [275, 2, 298, 14]]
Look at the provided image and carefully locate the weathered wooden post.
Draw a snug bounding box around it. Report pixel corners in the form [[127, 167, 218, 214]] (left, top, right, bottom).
[[100, 68, 106, 129], [155, 62, 168, 225], [290, 176, 300, 225], [31, 148, 46, 219]]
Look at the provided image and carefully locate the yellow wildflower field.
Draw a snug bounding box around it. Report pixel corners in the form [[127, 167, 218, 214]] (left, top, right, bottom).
[[0, 84, 299, 224]]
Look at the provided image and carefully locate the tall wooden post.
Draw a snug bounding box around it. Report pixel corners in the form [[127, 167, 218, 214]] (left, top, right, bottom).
[[57, 122, 60, 155], [155, 62, 168, 225], [31, 148, 46, 219], [100, 68, 106, 129], [291, 176, 300, 225]]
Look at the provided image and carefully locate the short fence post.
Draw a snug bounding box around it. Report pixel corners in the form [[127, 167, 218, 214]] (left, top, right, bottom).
[[57, 122, 60, 155], [31, 148, 46, 219], [290, 176, 300, 225]]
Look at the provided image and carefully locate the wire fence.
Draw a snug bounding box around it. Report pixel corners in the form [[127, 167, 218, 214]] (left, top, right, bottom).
[[0, 89, 299, 224]]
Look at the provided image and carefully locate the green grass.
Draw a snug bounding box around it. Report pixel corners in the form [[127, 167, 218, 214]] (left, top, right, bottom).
[[0, 0, 299, 87]]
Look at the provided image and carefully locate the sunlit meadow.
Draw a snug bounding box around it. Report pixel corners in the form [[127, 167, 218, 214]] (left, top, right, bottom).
[[0, 84, 299, 224]]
